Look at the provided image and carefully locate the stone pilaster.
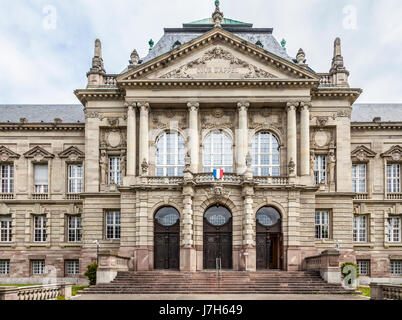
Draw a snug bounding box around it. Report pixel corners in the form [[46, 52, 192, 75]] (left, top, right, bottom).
[[236, 102, 249, 175], [84, 111, 100, 192], [125, 102, 136, 176], [187, 102, 199, 173], [300, 102, 310, 176], [286, 189, 301, 271], [138, 102, 150, 176], [287, 102, 297, 176], [336, 114, 352, 192], [135, 190, 150, 270], [241, 181, 256, 271]]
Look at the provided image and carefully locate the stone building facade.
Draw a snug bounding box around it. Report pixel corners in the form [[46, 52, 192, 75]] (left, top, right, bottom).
[[0, 4, 402, 285]]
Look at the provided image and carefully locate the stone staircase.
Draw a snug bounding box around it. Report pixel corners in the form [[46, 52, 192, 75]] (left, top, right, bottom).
[[81, 270, 354, 295]]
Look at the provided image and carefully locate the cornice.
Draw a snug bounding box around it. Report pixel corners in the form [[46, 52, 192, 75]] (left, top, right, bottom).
[[351, 122, 402, 130], [0, 123, 84, 131], [312, 87, 362, 103], [74, 88, 124, 104]]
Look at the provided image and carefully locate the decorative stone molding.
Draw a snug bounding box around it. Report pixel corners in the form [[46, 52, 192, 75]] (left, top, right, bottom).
[[100, 129, 126, 150], [351, 145, 376, 162], [137, 102, 150, 112], [207, 183, 231, 198], [151, 110, 187, 130], [237, 101, 250, 112], [23, 146, 54, 161], [381, 145, 402, 161], [0, 203, 10, 215], [58, 146, 85, 161], [0, 146, 20, 162], [187, 102, 199, 112], [201, 110, 234, 129], [315, 117, 329, 128]]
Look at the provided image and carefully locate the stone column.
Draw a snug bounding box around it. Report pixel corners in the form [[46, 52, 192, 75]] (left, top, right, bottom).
[[336, 113, 352, 192], [300, 102, 310, 176], [138, 102, 150, 176], [287, 102, 297, 176], [187, 102, 199, 173], [125, 102, 136, 176], [241, 183, 256, 271], [236, 102, 250, 175]]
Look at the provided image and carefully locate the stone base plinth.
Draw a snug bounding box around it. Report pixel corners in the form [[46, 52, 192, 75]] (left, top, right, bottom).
[[180, 247, 196, 271]]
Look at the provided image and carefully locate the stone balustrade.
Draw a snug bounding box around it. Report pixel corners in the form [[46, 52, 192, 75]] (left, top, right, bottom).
[[0, 193, 14, 200], [96, 250, 131, 284], [387, 193, 402, 200], [318, 74, 333, 87], [103, 75, 117, 87], [354, 193, 369, 200], [305, 249, 341, 284], [194, 172, 242, 184], [370, 283, 402, 300], [0, 284, 72, 300], [253, 176, 289, 185], [146, 176, 185, 185]]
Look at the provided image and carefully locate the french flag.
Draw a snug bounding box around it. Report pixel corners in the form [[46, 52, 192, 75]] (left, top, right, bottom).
[[213, 169, 224, 179]]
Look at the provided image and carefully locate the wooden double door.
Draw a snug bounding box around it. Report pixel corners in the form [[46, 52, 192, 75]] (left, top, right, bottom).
[[256, 223, 283, 270], [154, 221, 180, 270], [203, 218, 232, 269]]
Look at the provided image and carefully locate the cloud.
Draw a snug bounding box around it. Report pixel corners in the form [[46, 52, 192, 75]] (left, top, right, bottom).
[[0, 0, 401, 103]]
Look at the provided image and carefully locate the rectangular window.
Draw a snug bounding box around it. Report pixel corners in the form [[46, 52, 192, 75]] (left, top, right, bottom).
[[387, 164, 400, 193], [0, 260, 10, 275], [0, 217, 12, 242], [388, 217, 401, 242], [34, 216, 47, 242], [357, 260, 370, 276], [108, 157, 121, 185], [390, 260, 402, 276], [314, 155, 327, 185], [32, 260, 45, 275], [68, 164, 83, 193], [106, 211, 120, 240], [68, 216, 82, 242], [0, 164, 14, 193], [34, 164, 48, 194], [315, 211, 330, 239], [65, 260, 79, 275], [353, 215, 367, 242], [352, 164, 367, 193]]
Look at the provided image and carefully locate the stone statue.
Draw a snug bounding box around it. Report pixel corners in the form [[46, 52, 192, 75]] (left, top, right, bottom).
[[212, 0, 224, 28], [141, 158, 149, 175], [246, 152, 252, 168], [329, 151, 336, 184], [288, 158, 296, 175], [100, 152, 108, 184]]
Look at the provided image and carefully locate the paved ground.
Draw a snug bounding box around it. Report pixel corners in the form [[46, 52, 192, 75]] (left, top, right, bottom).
[[72, 293, 368, 300]]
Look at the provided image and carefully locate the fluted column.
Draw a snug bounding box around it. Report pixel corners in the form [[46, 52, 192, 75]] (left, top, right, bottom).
[[138, 102, 149, 176], [187, 102, 199, 173], [237, 102, 249, 175], [300, 102, 310, 176], [287, 102, 297, 176], [125, 102, 136, 176]]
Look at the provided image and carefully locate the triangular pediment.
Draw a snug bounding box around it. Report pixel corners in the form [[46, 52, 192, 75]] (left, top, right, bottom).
[[117, 28, 319, 83], [0, 146, 20, 161], [58, 146, 85, 160], [23, 146, 55, 159], [351, 145, 376, 162], [381, 145, 402, 160]]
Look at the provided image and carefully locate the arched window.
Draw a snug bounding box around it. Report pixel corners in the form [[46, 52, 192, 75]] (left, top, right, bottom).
[[155, 206, 180, 226], [203, 130, 233, 173], [251, 131, 280, 176], [155, 131, 185, 176], [256, 206, 281, 227], [204, 205, 232, 226]]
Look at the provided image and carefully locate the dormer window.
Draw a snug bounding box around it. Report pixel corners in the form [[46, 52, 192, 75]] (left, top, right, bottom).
[[255, 40, 264, 49], [172, 41, 182, 50]]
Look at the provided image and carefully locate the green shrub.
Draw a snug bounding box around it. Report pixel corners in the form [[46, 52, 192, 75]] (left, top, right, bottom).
[[84, 263, 98, 286], [340, 262, 359, 285], [57, 295, 65, 300]]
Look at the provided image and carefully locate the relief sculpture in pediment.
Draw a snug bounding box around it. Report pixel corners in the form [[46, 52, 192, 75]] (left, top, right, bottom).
[[201, 109, 234, 129]]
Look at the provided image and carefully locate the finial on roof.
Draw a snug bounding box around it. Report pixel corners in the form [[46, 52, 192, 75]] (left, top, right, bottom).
[[90, 39, 105, 73], [149, 39, 154, 51], [330, 37, 350, 87], [128, 49, 140, 69], [296, 48, 306, 65], [281, 39, 287, 51], [212, 0, 224, 28]]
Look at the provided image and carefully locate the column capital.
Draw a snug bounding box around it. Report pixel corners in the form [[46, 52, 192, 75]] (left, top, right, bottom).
[[187, 102, 199, 112], [137, 102, 150, 112], [124, 101, 136, 109], [299, 101, 311, 111], [237, 101, 250, 111], [286, 102, 297, 111]]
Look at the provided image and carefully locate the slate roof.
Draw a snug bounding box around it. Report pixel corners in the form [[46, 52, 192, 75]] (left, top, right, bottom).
[[0, 105, 85, 123], [351, 104, 402, 122], [1, 104, 401, 124]]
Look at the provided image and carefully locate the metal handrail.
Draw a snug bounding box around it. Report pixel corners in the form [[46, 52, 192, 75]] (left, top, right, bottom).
[[216, 257, 222, 280]]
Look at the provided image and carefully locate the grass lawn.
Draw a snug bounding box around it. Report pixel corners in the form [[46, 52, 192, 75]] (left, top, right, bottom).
[[72, 286, 88, 296], [356, 286, 370, 298]]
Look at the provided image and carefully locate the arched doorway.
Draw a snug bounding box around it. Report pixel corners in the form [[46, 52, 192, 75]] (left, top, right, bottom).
[[154, 207, 180, 270], [256, 206, 283, 270], [203, 205, 232, 269]]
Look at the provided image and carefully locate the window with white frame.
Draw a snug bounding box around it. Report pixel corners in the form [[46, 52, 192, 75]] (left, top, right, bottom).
[[352, 164, 367, 193], [388, 217, 401, 242], [108, 157, 121, 185], [314, 155, 327, 185], [251, 132, 280, 176], [31, 260, 45, 275], [353, 215, 367, 242], [0, 216, 12, 242], [357, 260, 370, 276], [65, 260, 79, 275], [0, 164, 14, 193], [106, 211, 120, 240], [34, 164, 48, 194], [68, 164, 83, 193], [155, 131, 185, 177], [390, 260, 402, 276], [387, 164, 400, 193], [68, 216, 82, 242], [33, 216, 47, 242], [0, 260, 10, 275], [203, 130, 233, 173], [315, 211, 330, 239]]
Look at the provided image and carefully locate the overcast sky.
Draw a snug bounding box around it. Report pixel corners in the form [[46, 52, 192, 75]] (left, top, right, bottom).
[[0, 0, 401, 104]]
